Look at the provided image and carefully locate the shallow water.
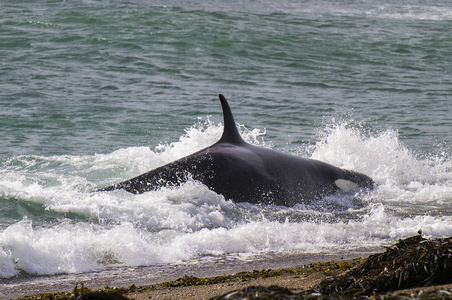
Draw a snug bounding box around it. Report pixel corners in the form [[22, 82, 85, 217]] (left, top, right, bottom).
[[0, 0, 451, 297]]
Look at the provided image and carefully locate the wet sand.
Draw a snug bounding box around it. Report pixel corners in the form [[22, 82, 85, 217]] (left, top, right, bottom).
[[9, 235, 452, 300], [128, 272, 328, 300], [6, 253, 452, 300], [2, 250, 372, 300]]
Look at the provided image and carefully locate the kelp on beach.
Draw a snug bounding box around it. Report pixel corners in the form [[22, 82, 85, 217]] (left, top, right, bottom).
[[311, 234, 452, 296], [214, 234, 452, 299]]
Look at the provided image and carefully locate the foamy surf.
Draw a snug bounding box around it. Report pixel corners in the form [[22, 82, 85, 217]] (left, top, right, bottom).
[[0, 119, 451, 279]]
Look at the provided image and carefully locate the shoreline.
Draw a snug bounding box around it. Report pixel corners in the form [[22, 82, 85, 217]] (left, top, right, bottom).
[[129, 270, 331, 300], [0, 251, 373, 300], [10, 258, 362, 300], [7, 235, 452, 300], [9, 257, 452, 300], [2, 250, 374, 300], [128, 258, 361, 300]]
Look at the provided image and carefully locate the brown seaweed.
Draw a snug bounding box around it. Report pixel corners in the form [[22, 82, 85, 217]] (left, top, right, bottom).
[[213, 234, 452, 299], [312, 234, 452, 296]]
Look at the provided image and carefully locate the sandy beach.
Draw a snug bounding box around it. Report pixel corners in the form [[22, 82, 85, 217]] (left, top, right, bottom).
[[2, 250, 370, 300], [10, 257, 452, 300], [8, 258, 351, 300], [128, 272, 328, 300], [130, 280, 452, 300], [8, 235, 452, 300]]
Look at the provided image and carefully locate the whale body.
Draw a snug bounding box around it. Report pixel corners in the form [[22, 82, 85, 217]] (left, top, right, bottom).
[[99, 95, 374, 206]]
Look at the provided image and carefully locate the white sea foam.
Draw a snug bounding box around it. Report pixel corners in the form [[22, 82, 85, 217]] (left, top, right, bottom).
[[1, 205, 451, 278], [309, 122, 452, 208], [0, 119, 451, 278], [268, 1, 452, 21], [369, 5, 452, 21]]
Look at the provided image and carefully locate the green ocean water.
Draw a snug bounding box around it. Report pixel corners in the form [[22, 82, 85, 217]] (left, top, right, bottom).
[[0, 0, 451, 295], [2, 0, 450, 157]]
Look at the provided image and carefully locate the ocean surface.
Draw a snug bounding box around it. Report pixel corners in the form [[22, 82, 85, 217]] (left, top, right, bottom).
[[1, 0, 451, 297]]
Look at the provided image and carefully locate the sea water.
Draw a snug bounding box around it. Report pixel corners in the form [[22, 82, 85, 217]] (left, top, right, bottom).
[[0, 0, 451, 297]]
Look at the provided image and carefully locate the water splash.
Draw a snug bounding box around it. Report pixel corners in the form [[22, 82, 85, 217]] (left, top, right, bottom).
[[0, 118, 451, 278]]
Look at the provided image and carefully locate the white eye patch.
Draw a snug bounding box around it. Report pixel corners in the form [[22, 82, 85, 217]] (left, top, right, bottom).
[[335, 179, 359, 193]]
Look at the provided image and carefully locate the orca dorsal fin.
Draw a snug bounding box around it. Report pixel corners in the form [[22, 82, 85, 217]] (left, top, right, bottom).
[[218, 94, 245, 144]]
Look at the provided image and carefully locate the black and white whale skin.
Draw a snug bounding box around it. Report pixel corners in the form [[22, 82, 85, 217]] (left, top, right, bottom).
[[99, 95, 374, 206]]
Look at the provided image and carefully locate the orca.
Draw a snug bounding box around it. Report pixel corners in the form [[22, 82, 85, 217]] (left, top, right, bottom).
[[99, 95, 374, 206]]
